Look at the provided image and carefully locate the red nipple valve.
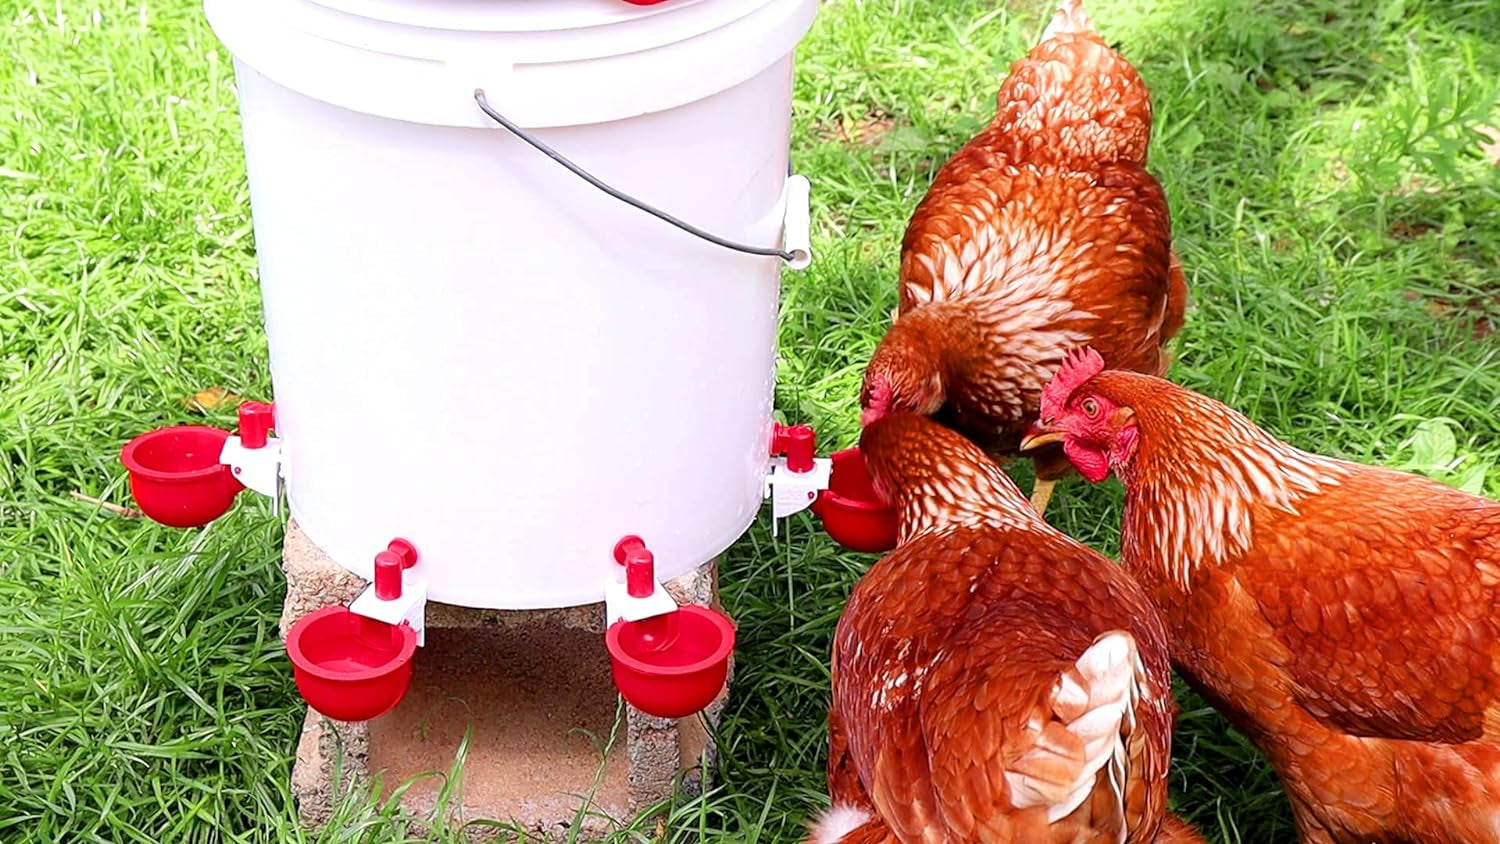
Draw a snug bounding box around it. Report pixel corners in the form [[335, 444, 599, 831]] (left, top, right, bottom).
[[772, 423, 816, 473], [610, 535, 677, 647], [373, 550, 404, 600], [625, 549, 655, 598], [373, 539, 418, 601], [237, 401, 276, 450], [613, 535, 658, 598]]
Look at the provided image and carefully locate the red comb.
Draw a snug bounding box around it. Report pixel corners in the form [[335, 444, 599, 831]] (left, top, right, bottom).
[[1040, 346, 1106, 419]]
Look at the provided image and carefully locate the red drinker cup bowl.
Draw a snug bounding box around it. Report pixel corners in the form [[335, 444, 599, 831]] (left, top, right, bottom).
[[119, 426, 244, 527], [810, 447, 899, 553]]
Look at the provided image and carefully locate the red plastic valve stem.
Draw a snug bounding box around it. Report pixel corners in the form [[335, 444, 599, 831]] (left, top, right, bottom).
[[237, 401, 276, 449], [625, 548, 655, 599], [373, 550, 405, 600], [772, 422, 816, 473], [372, 539, 418, 601]]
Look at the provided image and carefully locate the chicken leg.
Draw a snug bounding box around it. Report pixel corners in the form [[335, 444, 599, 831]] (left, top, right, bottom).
[[1026, 446, 1074, 518], [1030, 477, 1057, 516]]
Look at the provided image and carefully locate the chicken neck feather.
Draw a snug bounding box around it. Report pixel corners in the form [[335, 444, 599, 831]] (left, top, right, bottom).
[[1092, 372, 1352, 590], [859, 411, 1045, 543]]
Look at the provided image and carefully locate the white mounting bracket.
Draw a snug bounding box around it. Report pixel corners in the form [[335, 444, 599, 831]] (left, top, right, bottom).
[[349, 574, 429, 648], [780, 174, 813, 271], [762, 455, 833, 537], [603, 576, 678, 627], [220, 435, 284, 500]]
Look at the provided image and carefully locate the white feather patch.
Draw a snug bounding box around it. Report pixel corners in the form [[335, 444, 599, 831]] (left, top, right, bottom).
[[1132, 401, 1350, 591], [1041, 0, 1094, 42], [903, 215, 1097, 424], [1003, 631, 1141, 835], [807, 805, 872, 844]]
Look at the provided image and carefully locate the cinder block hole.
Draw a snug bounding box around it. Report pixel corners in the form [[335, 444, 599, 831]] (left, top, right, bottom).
[[367, 622, 631, 829]]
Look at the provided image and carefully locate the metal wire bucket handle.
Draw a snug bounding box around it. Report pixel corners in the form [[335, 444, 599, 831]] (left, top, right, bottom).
[[473, 89, 812, 270]]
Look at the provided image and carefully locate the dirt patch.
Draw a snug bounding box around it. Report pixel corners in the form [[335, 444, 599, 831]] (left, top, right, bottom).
[[1406, 289, 1498, 341], [1478, 125, 1500, 167], [816, 111, 899, 148], [1389, 220, 1440, 240], [366, 624, 630, 836]]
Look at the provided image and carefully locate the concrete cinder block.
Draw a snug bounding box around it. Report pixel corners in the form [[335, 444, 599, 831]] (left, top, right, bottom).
[[278, 519, 726, 841]]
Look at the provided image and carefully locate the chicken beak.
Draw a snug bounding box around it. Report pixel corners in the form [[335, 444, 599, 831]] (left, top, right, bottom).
[[1018, 423, 1064, 452]]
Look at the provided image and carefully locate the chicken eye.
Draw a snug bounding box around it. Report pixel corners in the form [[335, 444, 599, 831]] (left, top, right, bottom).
[[1081, 398, 1100, 418]]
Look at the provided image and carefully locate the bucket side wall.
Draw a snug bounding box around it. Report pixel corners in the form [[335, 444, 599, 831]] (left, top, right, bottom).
[[231, 56, 795, 609]]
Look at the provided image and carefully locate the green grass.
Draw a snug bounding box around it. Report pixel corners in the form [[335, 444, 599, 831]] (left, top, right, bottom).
[[1, 0, 1497, 841]]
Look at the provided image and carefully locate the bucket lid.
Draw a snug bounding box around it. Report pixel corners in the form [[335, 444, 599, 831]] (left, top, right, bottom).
[[303, 0, 709, 33], [204, 0, 819, 129]]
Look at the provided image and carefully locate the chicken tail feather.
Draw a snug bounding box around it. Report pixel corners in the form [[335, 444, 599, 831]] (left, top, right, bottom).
[[805, 805, 877, 843], [1042, 0, 1097, 42], [1004, 631, 1142, 831]]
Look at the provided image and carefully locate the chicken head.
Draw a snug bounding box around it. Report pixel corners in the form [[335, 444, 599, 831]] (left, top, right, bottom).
[[1020, 346, 1140, 482]]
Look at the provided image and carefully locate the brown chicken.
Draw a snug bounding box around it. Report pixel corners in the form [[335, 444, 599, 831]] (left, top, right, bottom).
[[1023, 347, 1500, 843], [806, 412, 1202, 843], [859, 0, 1187, 516]]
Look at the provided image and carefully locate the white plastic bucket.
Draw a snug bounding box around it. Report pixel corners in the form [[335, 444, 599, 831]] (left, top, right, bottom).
[[203, 0, 819, 609]]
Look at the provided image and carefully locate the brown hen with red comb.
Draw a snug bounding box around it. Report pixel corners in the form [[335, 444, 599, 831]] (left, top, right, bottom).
[[858, 0, 1187, 517], [1028, 349, 1500, 842], [805, 411, 1203, 843]]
